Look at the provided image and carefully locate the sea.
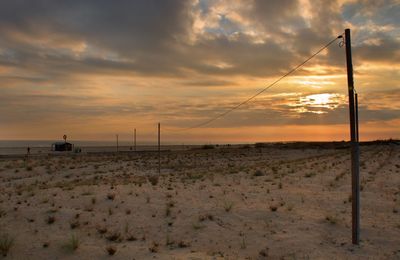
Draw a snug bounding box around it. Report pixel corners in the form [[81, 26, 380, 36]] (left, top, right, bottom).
[[0, 140, 195, 155]]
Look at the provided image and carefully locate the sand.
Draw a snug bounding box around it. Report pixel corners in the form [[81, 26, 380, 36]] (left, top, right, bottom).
[[0, 143, 399, 259]]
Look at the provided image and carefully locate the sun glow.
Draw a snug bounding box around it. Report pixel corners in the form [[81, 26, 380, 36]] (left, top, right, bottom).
[[289, 93, 345, 114]]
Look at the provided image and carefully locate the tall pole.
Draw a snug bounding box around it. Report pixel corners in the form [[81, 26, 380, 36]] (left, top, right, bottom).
[[345, 28, 360, 245], [355, 94, 359, 142], [134, 128, 137, 151], [158, 123, 161, 173], [116, 134, 119, 152]]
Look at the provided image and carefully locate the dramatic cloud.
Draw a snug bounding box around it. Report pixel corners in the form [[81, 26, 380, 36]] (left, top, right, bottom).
[[0, 0, 398, 142]]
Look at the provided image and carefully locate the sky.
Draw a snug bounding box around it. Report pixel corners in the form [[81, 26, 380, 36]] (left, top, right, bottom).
[[0, 0, 399, 144]]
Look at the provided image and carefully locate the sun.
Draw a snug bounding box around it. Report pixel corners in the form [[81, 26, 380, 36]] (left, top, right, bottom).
[[304, 93, 334, 107], [289, 93, 345, 114]]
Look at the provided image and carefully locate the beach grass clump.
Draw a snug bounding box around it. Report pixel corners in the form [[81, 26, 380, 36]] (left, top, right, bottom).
[[148, 175, 159, 186], [46, 215, 56, 224], [107, 193, 115, 200], [106, 231, 122, 242], [96, 226, 107, 235], [0, 233, 14, 257], [148, 242, 159, 253], [106, 246, 117, 255], [253, 170, 264, 177], [70, 220, 80, 229], [269, 205, 278, 212], [64, 234, 80, 252], [223, 201, 234, 212], [304, 172, 316, 178], [325, 215, 338, 225], [240, 236, 247, 249]]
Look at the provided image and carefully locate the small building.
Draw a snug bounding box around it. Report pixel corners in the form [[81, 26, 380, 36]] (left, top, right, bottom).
[[52, 142, 73, 152]]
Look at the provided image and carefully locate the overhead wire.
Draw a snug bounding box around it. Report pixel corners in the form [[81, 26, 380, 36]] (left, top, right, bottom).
[[165, 33, 344, 132]]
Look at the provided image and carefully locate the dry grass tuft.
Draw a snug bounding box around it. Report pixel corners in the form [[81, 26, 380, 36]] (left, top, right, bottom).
[[0, 233, 14, 257], [106, 246, 117, 255]]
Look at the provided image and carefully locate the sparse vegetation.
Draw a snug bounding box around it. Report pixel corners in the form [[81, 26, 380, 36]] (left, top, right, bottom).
[[46, 215, 55, 224], [106, 246, 117, 255], [64, 234, 80, 251], [304, 172, 316, 178], [107, 193, 115, 200], [0, 142, 398, 258], [149, 242, 159, 253], [0, 233, 14, 257], [106, 231, 121, 242], [223, 201, 234, 212], [325, 215, 338, 225], [148, 175, 159, 186], [253, 170, 264, 176]]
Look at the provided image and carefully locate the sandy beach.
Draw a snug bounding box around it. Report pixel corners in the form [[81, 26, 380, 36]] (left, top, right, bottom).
[[0, 142, 399, 259]]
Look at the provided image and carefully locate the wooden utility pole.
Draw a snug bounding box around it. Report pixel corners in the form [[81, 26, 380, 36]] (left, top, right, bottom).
[[116, 134, 119, 152], [134, 128, 137, 151], [345, 28, 360, 245], [158, 123, 161, 173]]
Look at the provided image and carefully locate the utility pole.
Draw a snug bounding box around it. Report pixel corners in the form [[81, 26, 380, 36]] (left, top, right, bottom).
[[158, 123, 161, 174], [134, 128, 137, 151], [116, 134, 119, 152], [345, 28, 360, 245]]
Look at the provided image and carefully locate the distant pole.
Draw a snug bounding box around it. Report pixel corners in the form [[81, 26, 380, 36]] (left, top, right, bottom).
[[345, 28, 360, 245], [116, 134, 119, 152], [355, 94, 359, 142], [134, 128, 137, 151], [158, 123, 161, 174]]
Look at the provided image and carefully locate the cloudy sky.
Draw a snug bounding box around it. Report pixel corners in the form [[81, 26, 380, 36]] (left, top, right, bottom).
[[0, 0, 399, 143]]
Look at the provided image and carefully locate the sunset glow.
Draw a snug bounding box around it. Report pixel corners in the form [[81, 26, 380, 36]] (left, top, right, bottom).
[[0, 0, 398, 143]]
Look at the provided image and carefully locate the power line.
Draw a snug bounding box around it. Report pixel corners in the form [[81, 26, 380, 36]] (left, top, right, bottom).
[[167, 34, 344, 132]]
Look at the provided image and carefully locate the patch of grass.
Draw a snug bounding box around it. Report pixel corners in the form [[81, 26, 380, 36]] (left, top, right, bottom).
[[148, 242, 159, 253], [64, 234, 80, 252], [304, 172, 316, 178], [106, 231, 121, 242], [107, 193, 115, 200], [325, 215, 338, 225], [148, 175, 159, 186], [240, 236, 246, 249], [126, 233, 137, 241], [70, 220, 80, 229], [223, 201, 234, 212], [96, 226, 107, 235], [178, 240, 190, 248], [269, 205, 278, 212], [192, 222, 206, 230], [198, 213, 214, 222], [259, 247, 269, 257], [46, 215, 55, 224], [253, 170, 264, 177], [106, 246, 117, 255], [0, 209, 5, 218], [0, 233, 14, 257], [165, 206, 171, 217]]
